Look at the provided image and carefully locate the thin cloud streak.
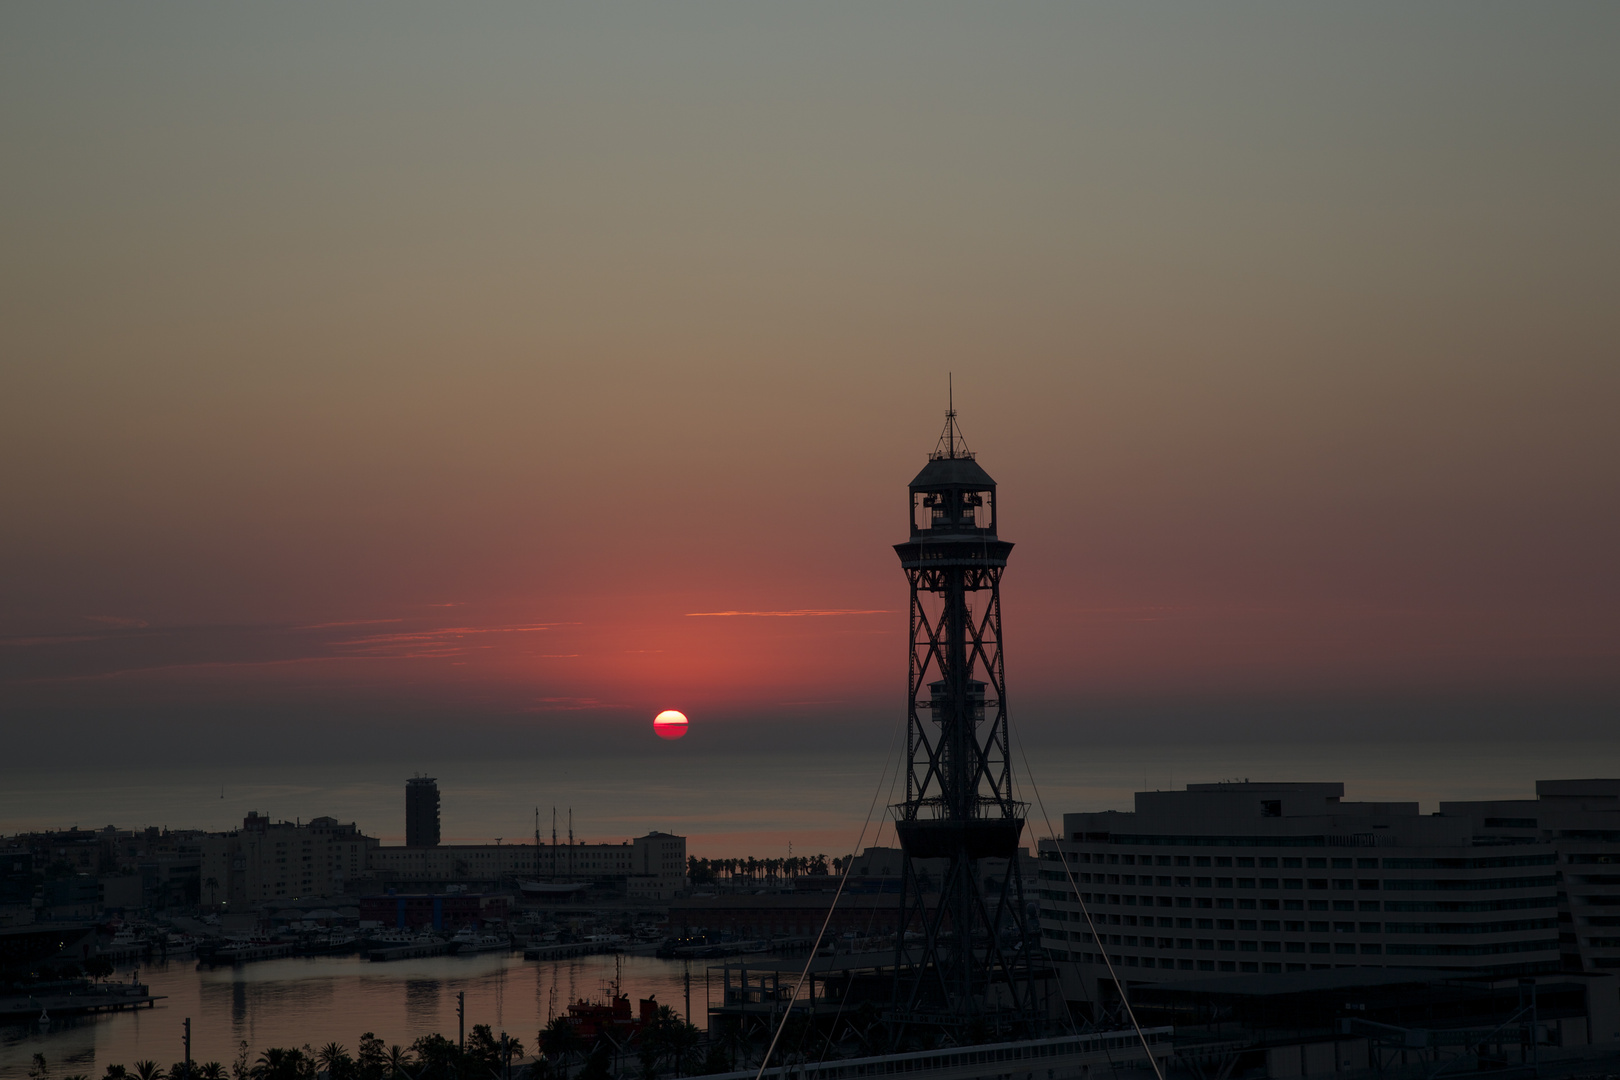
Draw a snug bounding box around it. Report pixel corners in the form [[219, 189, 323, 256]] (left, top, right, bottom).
[[685, 609, 891, 618]]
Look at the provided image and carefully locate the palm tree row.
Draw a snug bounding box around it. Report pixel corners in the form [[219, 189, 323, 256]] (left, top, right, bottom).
[[34, 1005, 733, 1080], [686, 854, 830, 885]]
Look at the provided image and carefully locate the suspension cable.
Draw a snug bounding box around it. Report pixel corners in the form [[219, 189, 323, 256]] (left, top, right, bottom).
[[1012, 726, 1166, 1080]]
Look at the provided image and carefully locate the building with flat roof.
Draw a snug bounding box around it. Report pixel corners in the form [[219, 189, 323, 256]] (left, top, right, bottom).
[[405, 776, 440, 848], [201, 812, 378, 906], [1037, 780, 1620, 1007], [370, 831, 686, 897]]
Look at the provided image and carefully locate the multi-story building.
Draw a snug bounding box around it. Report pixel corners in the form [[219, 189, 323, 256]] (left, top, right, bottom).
[[406, 776, 440, 848], [1037, 781, 1576, 1004], [1437, 778, 1620, 975], [369, 831, 687, 897], [201, 812, 379, 906]]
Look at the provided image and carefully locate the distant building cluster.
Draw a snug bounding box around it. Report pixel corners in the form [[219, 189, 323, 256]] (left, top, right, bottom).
[[2, 776, 686, 925], [1038, 778, 1620, 993]]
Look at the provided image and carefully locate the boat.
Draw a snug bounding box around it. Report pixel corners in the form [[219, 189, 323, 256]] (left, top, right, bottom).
[[449, 926, 511, 954]]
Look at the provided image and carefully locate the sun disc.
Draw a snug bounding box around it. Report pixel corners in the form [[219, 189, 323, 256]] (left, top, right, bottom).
[[653, 709, 689, 740]]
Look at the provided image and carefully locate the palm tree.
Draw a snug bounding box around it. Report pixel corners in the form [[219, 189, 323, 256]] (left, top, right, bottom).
[[133, 1063, 167, 1080], [316, 1045, 351, 1080], [197, 1066, 226, 1080], [382, 1046, 413, 1080], [539, 1016, 584, 1080]]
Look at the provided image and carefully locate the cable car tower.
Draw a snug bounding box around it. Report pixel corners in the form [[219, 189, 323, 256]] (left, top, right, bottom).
[[889, 397, 1041, 1038]]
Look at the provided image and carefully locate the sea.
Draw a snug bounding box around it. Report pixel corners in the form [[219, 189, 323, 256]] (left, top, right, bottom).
[[4, 737, 1620, 1078]]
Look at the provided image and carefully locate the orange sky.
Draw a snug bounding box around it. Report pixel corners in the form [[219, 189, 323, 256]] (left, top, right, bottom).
[[2, 5, 1617, 761]]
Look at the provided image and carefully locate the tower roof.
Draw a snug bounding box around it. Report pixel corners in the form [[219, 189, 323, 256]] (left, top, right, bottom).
[[909, 455, 996, 491]]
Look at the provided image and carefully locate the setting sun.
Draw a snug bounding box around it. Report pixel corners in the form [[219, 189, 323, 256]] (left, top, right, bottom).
[[653, 709, 689, 740]]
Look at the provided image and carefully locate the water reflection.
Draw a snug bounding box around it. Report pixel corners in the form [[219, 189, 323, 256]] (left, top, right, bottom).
[[1, 954, 698, 1080], [404, 979, 441, 1031]]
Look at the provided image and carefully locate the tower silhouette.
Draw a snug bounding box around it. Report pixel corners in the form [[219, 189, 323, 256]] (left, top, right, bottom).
[[889, 400, 1043, 1036]]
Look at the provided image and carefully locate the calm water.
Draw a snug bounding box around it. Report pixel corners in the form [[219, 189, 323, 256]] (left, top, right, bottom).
[[3, 741, 1618, 855], [1, 953, 710, 1080]]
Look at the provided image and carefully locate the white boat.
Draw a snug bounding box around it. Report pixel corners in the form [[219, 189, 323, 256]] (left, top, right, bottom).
[[449, 926, 511, 954]]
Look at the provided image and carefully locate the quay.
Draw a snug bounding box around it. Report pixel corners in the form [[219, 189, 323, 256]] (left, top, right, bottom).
[[522, 941, 619, 961], [368, 941, 450, 962], [702, 1030, 1171, 1080], [0, 983, 164, 1022]]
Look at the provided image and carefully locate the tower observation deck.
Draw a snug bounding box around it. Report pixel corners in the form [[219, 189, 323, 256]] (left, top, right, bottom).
[[889, 403, 1045, 1037]]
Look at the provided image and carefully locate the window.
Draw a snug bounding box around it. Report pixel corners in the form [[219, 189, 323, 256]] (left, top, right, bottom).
[[1217, 878, 1233, 888], [1197, 939, 1214, 950], [1176, 877, 1191, 887], [1261, 801, 1281, 818], [1308, 879, 1329, 890], [1217, 919, 1235, 930], [1263, 941, 1281, 953], [1237, 857, 1255, 867], [1177, 938, 1192, 948], [1260, 857, 1279, 868], [1361, 944, 1383, 955], [1177, 856, 1191, 867], [1239, 941, 1258, 952], [1237, 878, 1255, 888], [1309, 921, 1330, 932], [1285, 879, 1303, 890], [1195, 857, 1212, 867], [1216, 857, 1233, 867], [1195, 877, 1212, 887], [1360, 922, 1381, 933], [1285, 921, 1304, 931], [1197, 898, 1213, 908], [1286, 942, 1305, 953], [1309, 900, 1329, 911], [1285, 900, 1304, 911], [1283, 858, 1303, 868], [1197, 918, 1214, 929], [1262, 899, 1280, 910], [1333, 922, 1354, 933], [1332, 858, 1352, 869], [1239, 899, 1257, 910], [1262, 920, 1280, 931], [1219, 940, 1236, 951], [1308, 858, 1328, 868], [1238, 920, 1257, 930], [1178, 918, 1192, 928], [1334, 901, 1355, 912], [1358, 858, 1379, 869], [1310, 942, 1330, 954], [1360, 901, 1382, 912], [1260, 879, 1278, 889], [1157, 855, 1173, 866]]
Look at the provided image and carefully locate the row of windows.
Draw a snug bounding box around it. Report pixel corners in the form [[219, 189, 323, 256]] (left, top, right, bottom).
[[1054, 937, 1557, 963], [1040, 870, 1557, 893], [1053, 934, 1384, 955], [1048, 916, 1557, 936], [1048, 850, 1556, 870]]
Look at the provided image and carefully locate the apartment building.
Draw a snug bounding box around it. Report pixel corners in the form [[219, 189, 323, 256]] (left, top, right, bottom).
[[201, 812, 378, 905], [1037, 781, 1572, 1003]]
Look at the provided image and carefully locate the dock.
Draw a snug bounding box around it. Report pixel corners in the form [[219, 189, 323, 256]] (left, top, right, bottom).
[[368, 941, 450, 962], [0, 984, 164, 1021], [522, 941, 620, 961]]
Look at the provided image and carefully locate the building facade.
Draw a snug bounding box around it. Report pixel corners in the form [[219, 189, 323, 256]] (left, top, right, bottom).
[[369, 831, 687, 896], [1037, 782, 1575, 1003], [406, 776, 440, 848], [201, 813, 379, 906]]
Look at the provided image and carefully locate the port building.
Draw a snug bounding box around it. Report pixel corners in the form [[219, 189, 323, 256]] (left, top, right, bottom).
[[1037, 779, 1620, 1027], [368, 830, 687, 898]]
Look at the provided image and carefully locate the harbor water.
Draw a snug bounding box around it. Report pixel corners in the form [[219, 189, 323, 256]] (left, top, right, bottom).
[[1, 953, 710, 1079]]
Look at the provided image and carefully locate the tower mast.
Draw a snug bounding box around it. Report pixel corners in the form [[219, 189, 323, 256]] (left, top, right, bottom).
[[889, 394, 1042, 1038]]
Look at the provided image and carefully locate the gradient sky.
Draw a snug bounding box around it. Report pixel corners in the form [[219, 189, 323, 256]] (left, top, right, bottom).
[[2, 4, 1617, 765]]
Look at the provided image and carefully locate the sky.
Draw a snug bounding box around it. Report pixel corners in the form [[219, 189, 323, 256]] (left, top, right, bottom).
[[2, 4, 1618, 770]]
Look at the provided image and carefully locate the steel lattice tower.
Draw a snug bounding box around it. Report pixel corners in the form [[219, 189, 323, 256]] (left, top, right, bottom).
[[889, 403, 1042, 1038]]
